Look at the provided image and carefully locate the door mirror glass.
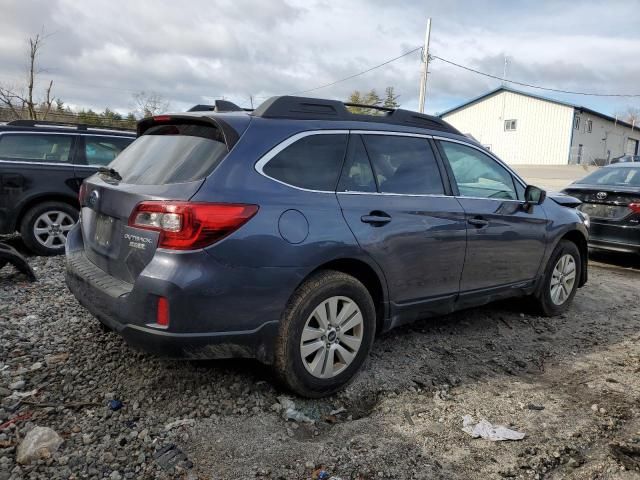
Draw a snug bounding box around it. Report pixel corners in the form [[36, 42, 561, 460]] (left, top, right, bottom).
[[524, 185, 546, 205]]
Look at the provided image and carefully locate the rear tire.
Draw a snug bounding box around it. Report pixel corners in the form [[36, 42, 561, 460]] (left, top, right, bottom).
[[20, 202, 78, 256], [274, 270, 376, 398], [534, 240, 581, 316]]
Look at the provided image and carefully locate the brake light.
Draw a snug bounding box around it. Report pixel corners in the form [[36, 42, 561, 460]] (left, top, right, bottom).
[[78, 183, 88, 205], [630, 203, 640, 213], [129, 202, 259, 250], [153, 115, 171, 122]]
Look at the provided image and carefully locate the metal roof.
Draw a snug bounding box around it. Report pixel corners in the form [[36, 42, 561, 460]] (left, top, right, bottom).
[[438, 86, 637, 130]]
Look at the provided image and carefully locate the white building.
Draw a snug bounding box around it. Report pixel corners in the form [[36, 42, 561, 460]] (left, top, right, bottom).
[[439, 87, 639, 165]]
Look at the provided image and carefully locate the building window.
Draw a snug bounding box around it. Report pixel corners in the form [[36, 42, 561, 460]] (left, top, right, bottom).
[[504, 119, 517, 131], [574, 116, 580, 130], [587, 120, 592, 133]]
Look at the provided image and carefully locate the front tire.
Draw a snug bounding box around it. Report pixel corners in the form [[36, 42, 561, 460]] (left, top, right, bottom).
[[534, 240, 581, 316], [20, 202, 78, 256], [274, 270, 376, 398]]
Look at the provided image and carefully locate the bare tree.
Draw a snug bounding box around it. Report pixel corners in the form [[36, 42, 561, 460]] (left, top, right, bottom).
[[0, 33, 56, 120], [617, 107, 640, 126], [132, 91, 171, 119]]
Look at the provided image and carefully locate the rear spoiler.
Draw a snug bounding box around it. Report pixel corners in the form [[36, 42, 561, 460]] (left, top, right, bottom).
[[136, 114, 241, 150]]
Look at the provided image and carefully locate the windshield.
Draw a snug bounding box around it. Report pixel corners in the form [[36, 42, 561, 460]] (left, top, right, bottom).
[[578, 167, 640, 187], [108, 123, 228, 185]]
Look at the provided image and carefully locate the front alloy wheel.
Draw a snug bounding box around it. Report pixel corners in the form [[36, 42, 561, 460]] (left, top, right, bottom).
[[549, 253, 577, 305]]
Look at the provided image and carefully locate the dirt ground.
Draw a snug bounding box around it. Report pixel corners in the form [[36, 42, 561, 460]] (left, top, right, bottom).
[[183, 253, 640, 480], [1, 244, 639, 480]]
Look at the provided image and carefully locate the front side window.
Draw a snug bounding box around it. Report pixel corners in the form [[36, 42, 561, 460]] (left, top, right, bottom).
[[0, 134, 73, 163], [83, 136, 133, 166], [362, 135, 444, 195], [439, 141, 517, 200], [263, 134, 348, 191]]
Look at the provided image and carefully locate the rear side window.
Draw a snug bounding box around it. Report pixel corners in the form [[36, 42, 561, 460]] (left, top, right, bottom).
[[263, 134, 348, 191], [82, 136, 133, 166], [338, 135, 376, 193], [362, 135, 444, 195], [0, 133, 73, 163], [109, 123, 228, 185]]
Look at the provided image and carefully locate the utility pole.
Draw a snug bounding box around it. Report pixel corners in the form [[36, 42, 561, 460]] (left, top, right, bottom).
[[418, 18, 432, 113], [502, 56, 510, 85]]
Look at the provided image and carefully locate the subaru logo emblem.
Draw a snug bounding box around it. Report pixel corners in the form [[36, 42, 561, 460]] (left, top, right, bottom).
[[87, 190, 100, 208], [596, 192, 608, 200]]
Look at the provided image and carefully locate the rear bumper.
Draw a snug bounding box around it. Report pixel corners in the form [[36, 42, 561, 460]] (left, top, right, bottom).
[[588, 239, 640, 254], [66, 267, 279, 358], [588, 221, 640, 254], [64, 225, 300, 363]]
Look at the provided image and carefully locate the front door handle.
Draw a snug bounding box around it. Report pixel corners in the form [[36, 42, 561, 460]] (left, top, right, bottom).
[[468, 217, 489, 228], [361, 211, 391, 225]]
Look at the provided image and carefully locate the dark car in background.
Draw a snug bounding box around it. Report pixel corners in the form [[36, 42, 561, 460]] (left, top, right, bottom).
[[66, 96, 589, 397], [610, 155, 640, 164], [0, 120, 135, 255], [563, 163, 640, 254]]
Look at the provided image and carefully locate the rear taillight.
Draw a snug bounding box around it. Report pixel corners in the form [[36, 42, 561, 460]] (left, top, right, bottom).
[[129, 201, 258, 250], [79, 183, 87, 205], [630, 203, 640, 214]]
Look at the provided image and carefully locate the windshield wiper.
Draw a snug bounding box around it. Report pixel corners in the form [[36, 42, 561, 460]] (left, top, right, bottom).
[[98, 167, 122, 181]]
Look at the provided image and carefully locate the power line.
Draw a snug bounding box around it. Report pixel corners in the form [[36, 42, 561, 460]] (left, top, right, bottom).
[[285, 46, 423, 96], [431, 55, 640, 98]]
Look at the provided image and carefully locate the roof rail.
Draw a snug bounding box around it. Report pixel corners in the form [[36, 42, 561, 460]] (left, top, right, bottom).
[[252, 96, 460, 134], [188, 100, 249, 113], [6, 119, 135, 132]]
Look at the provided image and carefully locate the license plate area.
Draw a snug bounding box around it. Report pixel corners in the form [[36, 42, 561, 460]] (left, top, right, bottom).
[[94, 214, 116, 248], [579, 203, 629, 219]]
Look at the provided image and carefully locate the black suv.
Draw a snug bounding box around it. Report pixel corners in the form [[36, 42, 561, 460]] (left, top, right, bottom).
[[0, 120, 135, 255]]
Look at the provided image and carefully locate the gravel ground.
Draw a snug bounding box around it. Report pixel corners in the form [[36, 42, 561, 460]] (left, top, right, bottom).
[[0, 244, 639, 479]]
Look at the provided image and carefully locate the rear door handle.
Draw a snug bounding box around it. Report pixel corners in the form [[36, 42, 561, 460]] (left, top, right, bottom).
[[361, 211, 391, 225], [468, 217, 489, 228]]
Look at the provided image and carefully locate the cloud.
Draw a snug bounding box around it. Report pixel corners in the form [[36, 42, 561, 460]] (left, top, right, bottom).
[[0, 0, 638, 116]]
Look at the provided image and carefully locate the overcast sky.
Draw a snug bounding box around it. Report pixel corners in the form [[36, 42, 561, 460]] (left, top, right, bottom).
[[1, 0, 639, 117]]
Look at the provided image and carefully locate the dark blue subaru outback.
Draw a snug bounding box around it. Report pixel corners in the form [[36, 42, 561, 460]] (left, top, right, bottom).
[[66, 97, 589, 397]]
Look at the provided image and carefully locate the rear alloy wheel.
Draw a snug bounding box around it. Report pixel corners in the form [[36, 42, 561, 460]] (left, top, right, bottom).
[[300, 296, 364, 379], [275, 270, 376, 398], [535, 240, 581, 316], [20, 202, 78, 256]]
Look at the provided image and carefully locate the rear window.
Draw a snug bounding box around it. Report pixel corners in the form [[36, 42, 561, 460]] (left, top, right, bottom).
[[262, 134, 348, 191], [108, 123, 228, 185], [0, 133, 73, 163], [579, 167, 640, 187]]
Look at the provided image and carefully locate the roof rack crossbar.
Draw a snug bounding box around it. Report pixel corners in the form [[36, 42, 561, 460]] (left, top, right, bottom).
[[252, 96, 460, 134], [188, 100, 247, 113], [343, 102, 395, 113]]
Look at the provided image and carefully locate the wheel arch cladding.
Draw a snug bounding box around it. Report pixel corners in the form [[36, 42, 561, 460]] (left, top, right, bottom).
[[559, 230, 588, 287], [301, 258, 388, 334]]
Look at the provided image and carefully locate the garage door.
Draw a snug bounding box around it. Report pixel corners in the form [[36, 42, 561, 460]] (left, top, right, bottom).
[[625, 138, 638, 155]]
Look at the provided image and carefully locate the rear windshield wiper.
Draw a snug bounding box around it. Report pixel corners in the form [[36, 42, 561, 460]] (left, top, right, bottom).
[[98, 167, 122, 181]]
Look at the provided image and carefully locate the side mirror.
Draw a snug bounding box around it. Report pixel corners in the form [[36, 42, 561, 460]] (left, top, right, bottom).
[[524, 185, 546, 206]]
